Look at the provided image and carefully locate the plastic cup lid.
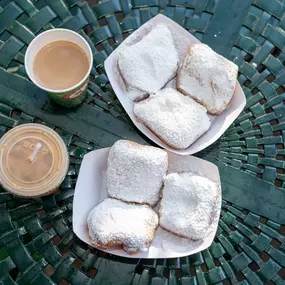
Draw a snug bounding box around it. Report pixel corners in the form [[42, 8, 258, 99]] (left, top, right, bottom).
[[0, 124, 69, 197]]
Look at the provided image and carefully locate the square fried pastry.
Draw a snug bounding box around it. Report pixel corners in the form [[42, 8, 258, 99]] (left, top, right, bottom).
[[159, 172, 219, 240], [118, 24, 178, 99], [177, 44, 238, 115], [134, 88, 211, 149], [87, 198, 158, 253], [107, 140, 168, 206]]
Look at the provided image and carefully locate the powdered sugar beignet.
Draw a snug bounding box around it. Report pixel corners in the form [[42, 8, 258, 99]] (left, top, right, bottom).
[[159, 173, 219, 240], [107, 140, 168, 206], [177, 44, 238, 115], [118, 24, 179, 97], [134, 88, 211, 150], [87, 198, 158, 253]]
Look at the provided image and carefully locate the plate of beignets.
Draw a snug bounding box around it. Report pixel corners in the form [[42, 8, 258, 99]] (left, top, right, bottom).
[[104, 14, 246, 155], [73, 140, 221, 258]]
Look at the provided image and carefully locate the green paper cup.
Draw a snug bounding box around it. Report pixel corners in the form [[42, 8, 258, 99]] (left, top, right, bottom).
[[25, 29, 93, 107]]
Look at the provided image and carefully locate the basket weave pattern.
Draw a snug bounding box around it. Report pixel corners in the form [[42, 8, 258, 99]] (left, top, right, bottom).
[[0, 0, 284, 284]]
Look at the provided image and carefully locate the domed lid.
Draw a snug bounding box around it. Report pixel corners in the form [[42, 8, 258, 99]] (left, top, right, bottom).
[[0, 124, 69, 197]]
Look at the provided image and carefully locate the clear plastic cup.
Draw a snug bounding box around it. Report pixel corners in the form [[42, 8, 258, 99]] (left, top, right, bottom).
[[0, 124, 69, 197]]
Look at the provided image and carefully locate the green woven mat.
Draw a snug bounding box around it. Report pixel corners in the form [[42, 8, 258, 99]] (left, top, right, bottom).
[[0, 0, 285, 284]]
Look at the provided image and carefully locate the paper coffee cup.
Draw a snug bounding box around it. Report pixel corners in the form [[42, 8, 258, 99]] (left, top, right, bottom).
[[0, 124, 69, 197], [25, 29, 93, 107]]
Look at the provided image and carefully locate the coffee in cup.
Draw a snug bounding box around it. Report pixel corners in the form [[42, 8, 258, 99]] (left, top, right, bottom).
[[25, 29, 93, 107], [0, 124, 69, 197], [34, 40, 89, 90]]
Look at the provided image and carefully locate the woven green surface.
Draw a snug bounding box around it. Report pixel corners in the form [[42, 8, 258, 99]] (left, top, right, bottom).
[[0, 0, 285, 284]]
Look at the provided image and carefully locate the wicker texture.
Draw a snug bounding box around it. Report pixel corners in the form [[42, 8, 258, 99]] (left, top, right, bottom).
[[0, 0, 285, 284], [200, 0, 285, 189]]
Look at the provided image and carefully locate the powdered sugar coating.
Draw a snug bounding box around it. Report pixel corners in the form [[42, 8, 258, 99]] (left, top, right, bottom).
[[134, 88, 211, 149], [107, 140, 168, 206], [118, 24, 179, 95], [126, 87, 148, 102], [177, 44, 238, 115], [159, 172, 219, 240], [87, 198, 158, 252]]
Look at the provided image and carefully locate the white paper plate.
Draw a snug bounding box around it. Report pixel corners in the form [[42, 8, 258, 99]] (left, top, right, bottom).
[[104, 14, 246, 155], [73, 148, 221, 258]]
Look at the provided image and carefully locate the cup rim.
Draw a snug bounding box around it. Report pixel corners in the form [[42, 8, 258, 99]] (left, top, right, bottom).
[[25, 28, 93, 93]]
